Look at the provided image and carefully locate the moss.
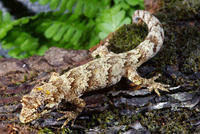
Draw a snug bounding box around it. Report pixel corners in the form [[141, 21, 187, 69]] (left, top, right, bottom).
[[35, 105, 198, 133], [152, 0, 200, 75], [38, 127, 54, 134], [15, 82, 21, 85], [139, 108, 198, 133], [23, 74, 27, 82], [183, 49, 200, 73], [108, 23, 148, 53], [159, 0, 200, 22], [89, 110, 120, 128], [78, 107, 198, 133], [152, 24, 200, 74], [61, 128, 76, 134], [39, 127, 78, 134]]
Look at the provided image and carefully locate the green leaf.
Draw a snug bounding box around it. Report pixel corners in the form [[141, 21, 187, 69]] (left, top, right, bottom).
[[53, 25, 68, 41], [62, 27, 75, 42], [125, 0, 140, 6], [139, 0, 144, 3], [88, 35, 100, 48], [98, 31, 108, 39], [139, 2, 145, 9], [67, 0, 77, 12], [84, 3, 91, 18], [50, 0, 60, 9], [64, 42, 74, 49], [75, 0, 83, 15], [128, 8, 136, 17], [19, 17, 30, 24], [37, 45, 49, 56], [101, 0, 111, 6], [70, 30, 82, 44], [96, 13, 110, 23], [0, 10, 2, 22], [39, 0, 50, 5], [67, 13, 79, 22], [30, 0, 38, 3], [114, 0, 121, 4], [0, 23, 13, 39], [97, 23, 115, 33], [8, 48, 21, 58], [1, 42, 14, 49], [13, 17, 30, 25], [28, 50, 37, 56], [36, 21, 52, 33], [3, 12, 11, 22], [14, 33, 28, 45], [111, 5, 121, 15], [20, 39, 38, 51], [45, 22, 61, 38], [119, 17, 131, 26], [4, 30, 21, 41], [121, 2, 130, 10], [112, 10, 125, 28], [20, 39, 31, 51], [59, 0, 68, 13], [0, 27, 7, 39], [84, 2, 97, 18]]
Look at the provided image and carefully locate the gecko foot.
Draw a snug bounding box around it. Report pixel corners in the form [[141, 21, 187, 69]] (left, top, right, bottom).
[[146, 74, 170, 96], [57, 111, 78, 129]]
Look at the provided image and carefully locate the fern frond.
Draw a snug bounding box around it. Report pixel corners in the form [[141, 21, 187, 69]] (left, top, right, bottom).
[[0, 1, 144, 59], [31, 0, 112, 18], [2, 29, 39, 58], [38, 0, 50, 5], [0, 11, 12, 39], [50, 0, 61, 9], [0, 10, 34, 40], [95, 5, 131, 39]]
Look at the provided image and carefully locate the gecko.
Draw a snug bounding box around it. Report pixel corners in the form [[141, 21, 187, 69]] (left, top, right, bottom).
[[20, 10, 170, 128]]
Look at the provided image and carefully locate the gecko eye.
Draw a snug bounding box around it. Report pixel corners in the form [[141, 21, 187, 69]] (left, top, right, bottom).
[[37, 105, 45, 113], [95, 55, 101, 58]]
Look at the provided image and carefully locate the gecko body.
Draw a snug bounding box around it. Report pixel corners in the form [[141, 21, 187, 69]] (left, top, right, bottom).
[[20, 10, 169, 128]]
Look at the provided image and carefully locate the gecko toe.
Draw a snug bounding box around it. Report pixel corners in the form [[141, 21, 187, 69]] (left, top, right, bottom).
[[154, 89, 161, 96], [57, 111, 78, 128]]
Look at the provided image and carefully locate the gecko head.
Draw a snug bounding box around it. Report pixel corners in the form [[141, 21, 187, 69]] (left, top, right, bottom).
[[20, 83, 61, 123]]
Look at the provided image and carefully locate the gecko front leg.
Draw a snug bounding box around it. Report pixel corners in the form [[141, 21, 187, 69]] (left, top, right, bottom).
[[91, 40, 115, 58], [126, 67, 170, 96], [57, 95, 86, 128]]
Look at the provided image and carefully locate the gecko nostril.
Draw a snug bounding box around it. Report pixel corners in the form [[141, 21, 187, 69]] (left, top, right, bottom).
[[36, 105, 45, 113]]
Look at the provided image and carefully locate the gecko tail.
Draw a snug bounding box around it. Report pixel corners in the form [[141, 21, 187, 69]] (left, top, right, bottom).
[[131, 10, 164, 65], [132, 15, 140, 24]]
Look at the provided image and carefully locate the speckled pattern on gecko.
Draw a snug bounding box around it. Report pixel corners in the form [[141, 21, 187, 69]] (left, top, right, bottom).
[[20, 10, 170, 128]]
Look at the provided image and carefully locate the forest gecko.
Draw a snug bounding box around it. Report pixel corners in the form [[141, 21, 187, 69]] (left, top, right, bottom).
[[20, 10, 170, 128]]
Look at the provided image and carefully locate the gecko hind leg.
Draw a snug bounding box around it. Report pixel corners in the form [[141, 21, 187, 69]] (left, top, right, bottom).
[[126, 67, 170, 96]]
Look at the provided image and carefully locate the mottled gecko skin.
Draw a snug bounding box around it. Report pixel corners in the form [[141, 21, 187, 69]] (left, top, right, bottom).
[[20, 10, 170, 128]]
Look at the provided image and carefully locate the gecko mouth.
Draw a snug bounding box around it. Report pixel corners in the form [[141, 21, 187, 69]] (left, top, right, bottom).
[[20, 112, 41, 123], [20, 109, 48, 123]]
